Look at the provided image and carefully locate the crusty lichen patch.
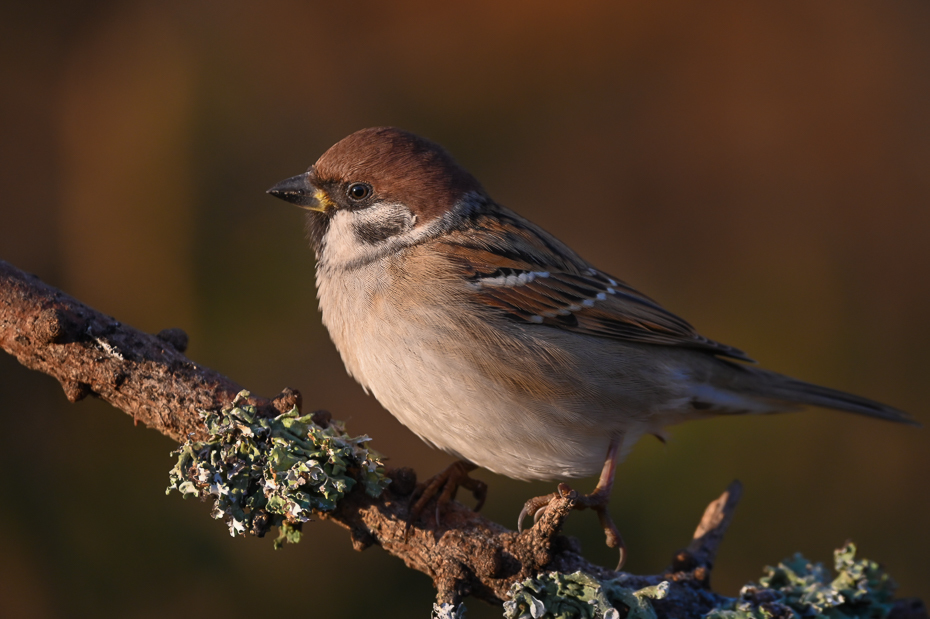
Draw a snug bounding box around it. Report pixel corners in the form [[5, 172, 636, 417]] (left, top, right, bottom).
[[706, 543, 896, 619], [504, 570, 669, 619], [499, 543, 897, 619], [167, 390, 388, 548]]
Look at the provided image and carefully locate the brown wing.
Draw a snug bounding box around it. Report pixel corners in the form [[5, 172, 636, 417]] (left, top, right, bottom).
[[436, 207, 753, 362]]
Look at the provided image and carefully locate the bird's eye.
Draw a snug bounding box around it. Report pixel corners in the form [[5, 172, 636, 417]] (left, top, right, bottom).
[[346, 182, 372, 202]]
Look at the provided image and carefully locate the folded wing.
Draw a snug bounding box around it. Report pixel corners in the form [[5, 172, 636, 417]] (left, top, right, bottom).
[[437, 207, 753, 362]]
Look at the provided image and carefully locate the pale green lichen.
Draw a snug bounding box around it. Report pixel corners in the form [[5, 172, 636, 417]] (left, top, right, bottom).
[[608, 582, 671, 619], [503, 571, 669, 619], [500, 543, 896, 619], [433, 602, 468, 619], [705, 543, 896, 619], [166, 390, 389, 548]]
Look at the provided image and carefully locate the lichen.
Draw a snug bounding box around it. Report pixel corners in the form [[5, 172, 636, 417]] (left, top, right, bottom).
[[705, 543, 896, 619], [503, 571, 669, 619], [166, 390, 389, 548], [433, 602, 468, 619], [501, 544, 897, 619]]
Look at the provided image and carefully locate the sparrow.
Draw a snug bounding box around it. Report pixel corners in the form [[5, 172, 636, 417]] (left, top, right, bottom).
[[268, 127, 917, 567]]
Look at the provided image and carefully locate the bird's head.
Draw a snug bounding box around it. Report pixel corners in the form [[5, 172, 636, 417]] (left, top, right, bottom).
[[268, 127, 485, 266]]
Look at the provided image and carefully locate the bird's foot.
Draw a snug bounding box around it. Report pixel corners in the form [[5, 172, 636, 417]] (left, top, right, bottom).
[[518, 482, 627, 569], [408, 460, 487, 526]]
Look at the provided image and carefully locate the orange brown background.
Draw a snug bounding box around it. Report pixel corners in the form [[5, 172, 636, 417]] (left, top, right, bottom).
[[1, 2, 928, 617]]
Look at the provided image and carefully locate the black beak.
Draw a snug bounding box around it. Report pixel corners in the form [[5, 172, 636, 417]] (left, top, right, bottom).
[[267, 173, 317, 208]]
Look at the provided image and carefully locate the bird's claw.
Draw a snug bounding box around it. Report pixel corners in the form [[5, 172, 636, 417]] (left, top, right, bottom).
[[517, 482, 627, 570], [517, 492, 556, 533], [408, 460, 486, 528], [517, 483, 577, 532]]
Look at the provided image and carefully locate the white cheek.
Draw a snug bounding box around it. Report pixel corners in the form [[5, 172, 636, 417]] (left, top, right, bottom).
[[322, 210, 365, 266], [319, 202, 416, 269]]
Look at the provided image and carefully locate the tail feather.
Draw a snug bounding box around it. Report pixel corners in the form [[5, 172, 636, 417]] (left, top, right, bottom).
[[708, 360, 920, 427], [768, 374, 919, 425]]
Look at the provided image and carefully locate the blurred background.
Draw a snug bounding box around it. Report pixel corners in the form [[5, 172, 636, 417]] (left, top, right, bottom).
[[1, 1, 929, 616]]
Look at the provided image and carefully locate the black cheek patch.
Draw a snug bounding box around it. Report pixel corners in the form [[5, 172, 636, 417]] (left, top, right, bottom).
[[305, 212, 331, 253], [353, 212, 411, 244]]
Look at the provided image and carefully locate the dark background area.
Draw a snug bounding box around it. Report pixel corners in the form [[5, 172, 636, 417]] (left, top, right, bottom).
[[1, 1, 928, 616]]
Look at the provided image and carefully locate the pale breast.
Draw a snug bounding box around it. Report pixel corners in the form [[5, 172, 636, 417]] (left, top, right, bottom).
[[314, 248, 693, 480]]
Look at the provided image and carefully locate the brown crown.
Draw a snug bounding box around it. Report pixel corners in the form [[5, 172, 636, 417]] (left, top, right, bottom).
[[312, 127, 485, 222]]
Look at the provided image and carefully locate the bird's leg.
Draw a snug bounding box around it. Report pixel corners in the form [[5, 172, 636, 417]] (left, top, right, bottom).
[[518, 438, 627, 569], [409, 460, 487, 525], [579, 439, 626, 564]]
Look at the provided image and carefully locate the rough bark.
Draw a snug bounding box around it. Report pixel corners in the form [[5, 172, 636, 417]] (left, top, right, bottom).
[[1, 259, 924, 617]]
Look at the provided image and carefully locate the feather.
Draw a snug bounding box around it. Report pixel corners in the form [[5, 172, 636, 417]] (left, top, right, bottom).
[[436, 206, 753, 362]]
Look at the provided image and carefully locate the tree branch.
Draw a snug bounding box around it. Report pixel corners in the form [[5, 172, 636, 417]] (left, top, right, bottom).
[[1, 259, 923, 618]]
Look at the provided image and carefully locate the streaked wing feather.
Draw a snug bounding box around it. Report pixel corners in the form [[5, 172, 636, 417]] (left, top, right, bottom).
[[436, 211, 753, 362]]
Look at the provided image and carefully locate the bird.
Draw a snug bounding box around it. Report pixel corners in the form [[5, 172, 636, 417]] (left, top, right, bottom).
[[267, 126, 917, 567]]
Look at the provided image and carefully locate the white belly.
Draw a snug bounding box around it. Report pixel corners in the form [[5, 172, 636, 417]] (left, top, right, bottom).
[[349, 329, 622, 481]]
